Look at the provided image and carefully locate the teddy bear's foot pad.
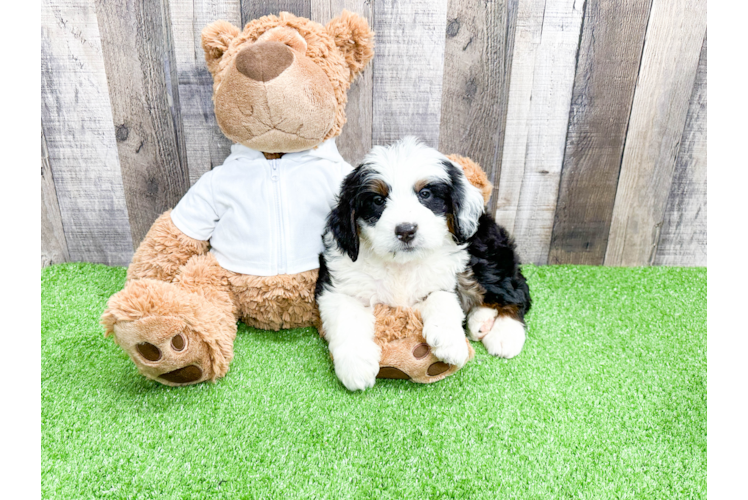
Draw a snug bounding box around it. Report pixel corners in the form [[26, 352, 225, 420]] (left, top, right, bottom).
[[376, 338, 472, 383], [110, 316, 213, 386], [159, 365, 203, 384], [426, 362, 450, 376], [377, 367, 410, 379], [377, 360, 451, 379], [135, 332, 188, 362]]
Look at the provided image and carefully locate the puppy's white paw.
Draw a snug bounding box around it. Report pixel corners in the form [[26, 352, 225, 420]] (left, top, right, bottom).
[[466, 307, 499, 341], [432, 341, 469, 368], [425, 323, 469, 368], [481, 316, 526, 359], [333, 340, 381, 391]]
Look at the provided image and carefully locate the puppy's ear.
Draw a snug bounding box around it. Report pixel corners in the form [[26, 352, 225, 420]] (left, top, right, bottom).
[[328, 167, 367, 261], [442, 160, 486, 243]]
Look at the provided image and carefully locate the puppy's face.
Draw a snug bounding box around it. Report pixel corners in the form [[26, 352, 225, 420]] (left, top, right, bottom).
[[328, 137, 485, 262]]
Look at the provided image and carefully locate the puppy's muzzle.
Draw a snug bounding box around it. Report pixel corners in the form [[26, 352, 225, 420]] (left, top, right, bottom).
[[395, 223, 418, 243]]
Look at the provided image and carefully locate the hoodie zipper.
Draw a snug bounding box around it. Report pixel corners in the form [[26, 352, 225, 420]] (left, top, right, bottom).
[[270, 159, 286, 275]]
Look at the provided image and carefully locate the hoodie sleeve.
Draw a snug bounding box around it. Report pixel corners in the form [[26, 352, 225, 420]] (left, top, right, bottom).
[[170, 169, 219, 241]]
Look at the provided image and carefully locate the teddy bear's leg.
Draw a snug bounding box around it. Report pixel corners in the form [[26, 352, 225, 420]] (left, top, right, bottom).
[[466, 305, 526, 359], [126, 210, 210, 283], [372, 305, 474, 384], [229, 270, 319, 331], [102, 254, 237, 386]]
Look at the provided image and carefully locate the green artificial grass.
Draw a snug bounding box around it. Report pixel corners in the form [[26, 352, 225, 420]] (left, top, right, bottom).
[[41, 263, 706, 499]]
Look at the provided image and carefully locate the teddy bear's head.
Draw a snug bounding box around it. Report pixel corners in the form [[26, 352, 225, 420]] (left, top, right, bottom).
[[201, 11, 374, 153]]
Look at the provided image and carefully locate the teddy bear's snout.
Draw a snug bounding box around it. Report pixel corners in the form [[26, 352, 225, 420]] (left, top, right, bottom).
[[235, 41, 293, 83]]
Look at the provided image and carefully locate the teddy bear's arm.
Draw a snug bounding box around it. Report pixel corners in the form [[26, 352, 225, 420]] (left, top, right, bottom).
[[126, 210, 210, 283]]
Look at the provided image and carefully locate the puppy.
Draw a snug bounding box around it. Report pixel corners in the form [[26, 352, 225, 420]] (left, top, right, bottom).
[[316, 137, 531, 391]]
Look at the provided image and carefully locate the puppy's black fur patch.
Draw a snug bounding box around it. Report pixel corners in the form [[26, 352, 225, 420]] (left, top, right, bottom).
[[315, 253, 332, 299], [466, 213, 531, 320], [325, 164, 392, 262], [441, 160, 470, 242], [415, 181, 451, 217], [326, 165, 368, 261]]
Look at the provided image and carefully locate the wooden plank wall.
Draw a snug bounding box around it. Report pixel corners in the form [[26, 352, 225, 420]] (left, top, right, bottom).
[[41, 0, 708, 268], [549, 0, 652, 265], [605, 0, 707, 266], [41, 127, 69, 267], [41, 0, 134, 266]]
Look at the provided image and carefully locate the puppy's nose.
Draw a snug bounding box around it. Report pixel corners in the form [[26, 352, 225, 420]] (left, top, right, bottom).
[[395, 223, 418, 243], [235, 41, 293, 82]]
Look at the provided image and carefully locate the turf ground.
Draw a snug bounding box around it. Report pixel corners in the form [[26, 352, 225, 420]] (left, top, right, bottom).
[[41, 263, 706, 499]]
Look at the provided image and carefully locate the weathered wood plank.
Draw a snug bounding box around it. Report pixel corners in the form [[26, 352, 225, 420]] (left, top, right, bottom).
[[168, 0, 240, 184], [494, 0, 586, 264], [41, 127, 70, 268], [493, 0, 543, 234], [311, 0, 373, 166], [548, 0, 652, 265], [654, 34, 707, 266], [490, 0, 520, 216], [41, 0, 134, 265], [372, 0, 448, 148], [605, 0, 707, 266], [95, 0, 191, 248], [438, 0, 517, 211], [241, 0, 311, 25]]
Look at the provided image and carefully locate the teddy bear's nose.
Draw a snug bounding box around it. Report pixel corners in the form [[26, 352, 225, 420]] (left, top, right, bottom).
[[235, 41, 293, 82]]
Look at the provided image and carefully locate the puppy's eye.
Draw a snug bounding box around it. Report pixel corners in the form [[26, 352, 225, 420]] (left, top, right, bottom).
[[372, 195, 385, 206], [418, 188, 432, 200]]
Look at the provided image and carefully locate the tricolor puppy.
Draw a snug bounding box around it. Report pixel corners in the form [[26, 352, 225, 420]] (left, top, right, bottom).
[[316, 137, 531, 391]]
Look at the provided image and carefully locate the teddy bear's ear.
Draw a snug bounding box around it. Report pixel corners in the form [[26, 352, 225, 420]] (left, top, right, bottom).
[[326, 10, 374, 82], [446, 154, 493, 206], [201, 20, 240, 76]]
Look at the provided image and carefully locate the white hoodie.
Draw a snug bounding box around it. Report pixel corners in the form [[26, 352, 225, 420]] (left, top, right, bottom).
[[171, 139, 352, 276]]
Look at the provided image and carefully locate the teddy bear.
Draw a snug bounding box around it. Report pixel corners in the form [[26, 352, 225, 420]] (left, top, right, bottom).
[[101, 11, 492, 387]]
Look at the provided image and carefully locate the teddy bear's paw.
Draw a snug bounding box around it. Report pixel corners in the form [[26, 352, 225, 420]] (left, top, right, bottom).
[[378, 342, 450, 379], [481, 315, 526, 359], [110, 316, 214, 386], [377, 336, 475, 384], [466, 307, 499, 341], [333, 340, 381, 391]]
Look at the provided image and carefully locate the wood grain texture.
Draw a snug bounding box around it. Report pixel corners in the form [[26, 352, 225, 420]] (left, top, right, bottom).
[[372, 0, 448, 148], [311, 0, 373, 166], [438, 0, 516, 211], [654, 35, 707, 266], [548, 0, 652, 265], [41, 127, 70, 267], [494, 0, 586, 264], [169, 0, 240, 184], [605, 0, 707, 266], [95, 0, 191, 248], [241, 0, 311, 25], [41, 0, 134, 265], [491, 0, 519, 216], [494, 0, 544, 235]]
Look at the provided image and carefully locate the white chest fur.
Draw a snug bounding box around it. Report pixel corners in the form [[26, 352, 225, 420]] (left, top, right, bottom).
[[326, 241, 470, 308]]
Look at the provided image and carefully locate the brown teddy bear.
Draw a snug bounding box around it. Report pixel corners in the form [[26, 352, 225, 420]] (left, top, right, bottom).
[[101, 11, 492, 387]]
